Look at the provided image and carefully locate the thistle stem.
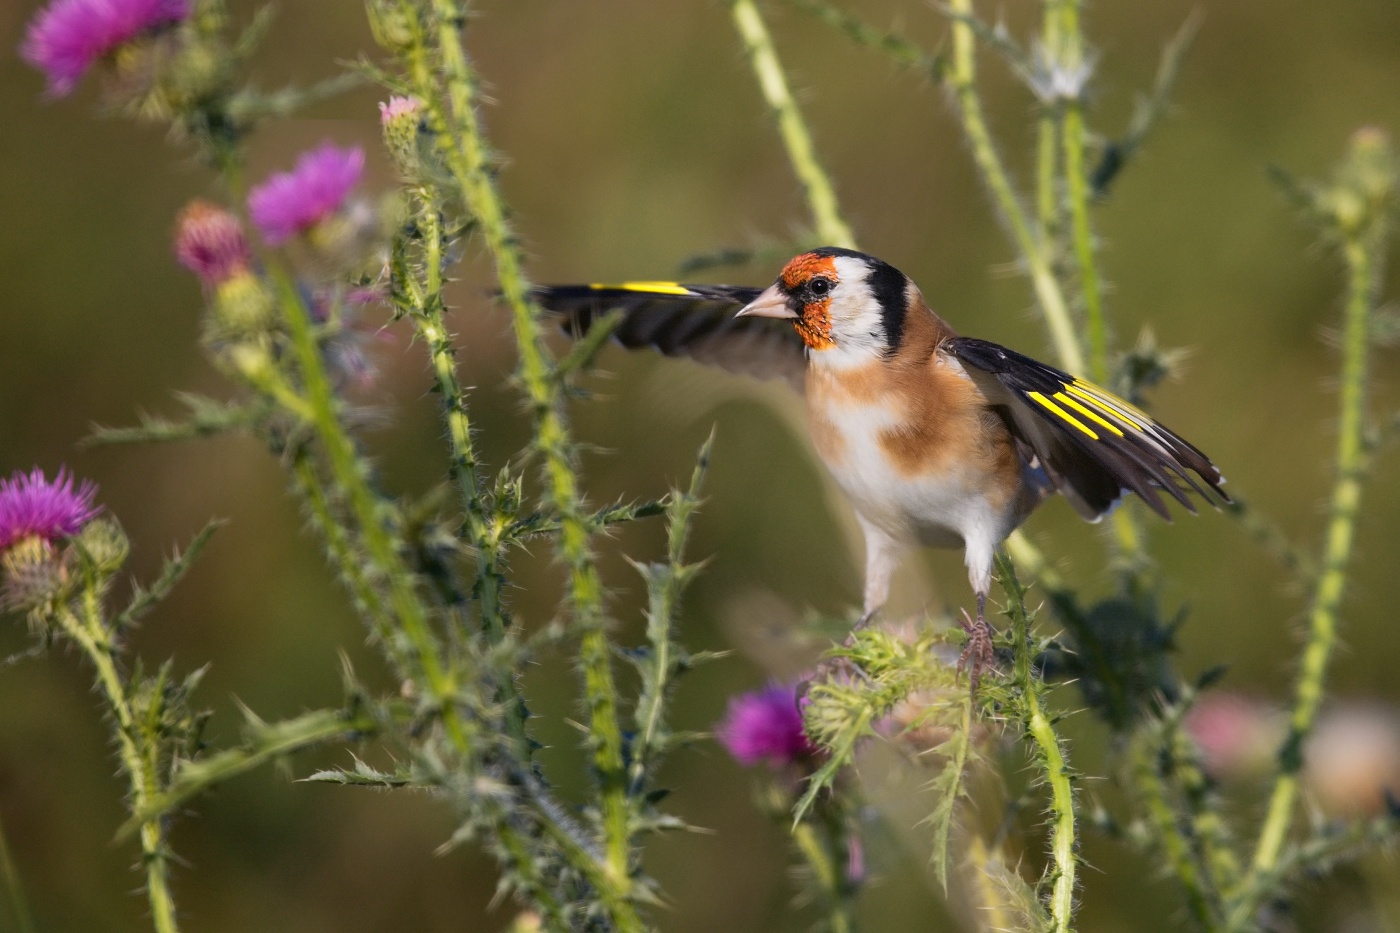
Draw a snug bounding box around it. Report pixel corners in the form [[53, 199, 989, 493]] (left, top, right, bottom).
[[1133, 734, 1218, 927], [387, 3, 640, 921], [1052, 0, 1102, 381], [291, 453, 394, 644], [729, 0, 857, 249], [790, 814, 855, 933], [1062, 116, 1104, 384], [59, 593, 179, 933], [996, 551, 1077, 932], [1035, 4, 1062, 236], [1237, 232, 1378, 925], [946, 0, 1086, 378], [270, 269, 461, 723], [407, 195, 529, 756]]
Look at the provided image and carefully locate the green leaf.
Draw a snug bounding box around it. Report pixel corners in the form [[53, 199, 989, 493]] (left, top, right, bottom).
[[117, 521, 224, 629], [86, 394, 268, 446], [303, 754, 412, 788], [116, 704, 388, 840], [922, 688, 977, 892]]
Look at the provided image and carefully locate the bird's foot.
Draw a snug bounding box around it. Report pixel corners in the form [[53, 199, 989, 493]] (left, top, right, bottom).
[[956, 609, 996, 695]]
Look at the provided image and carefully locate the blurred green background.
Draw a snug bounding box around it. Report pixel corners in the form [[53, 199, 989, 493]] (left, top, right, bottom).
[[3, 1, 1400, 930]]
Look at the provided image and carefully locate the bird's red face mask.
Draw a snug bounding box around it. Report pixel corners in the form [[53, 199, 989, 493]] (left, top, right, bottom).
[[736, 253, 837, 351]]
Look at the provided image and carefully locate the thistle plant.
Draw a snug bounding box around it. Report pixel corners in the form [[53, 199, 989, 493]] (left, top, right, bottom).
[[6, 0, 1400, 931]]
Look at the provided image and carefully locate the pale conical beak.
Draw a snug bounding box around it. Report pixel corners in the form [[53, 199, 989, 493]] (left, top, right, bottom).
[[736, 283, 797, 319]]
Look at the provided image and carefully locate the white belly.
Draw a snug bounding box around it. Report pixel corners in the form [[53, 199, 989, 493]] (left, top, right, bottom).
[[815, 400, 1021, 553]]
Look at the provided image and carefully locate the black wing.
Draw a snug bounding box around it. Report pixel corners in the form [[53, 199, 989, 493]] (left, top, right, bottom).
[[532, 283, 807, 390], [945, 336, 1228, 521]]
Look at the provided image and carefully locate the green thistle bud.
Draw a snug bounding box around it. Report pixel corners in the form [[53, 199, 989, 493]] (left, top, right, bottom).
[[379, 96, 425, 176], [1348, 127, 1396, 204], [74, 517, 130, 577], [213, 272, 275, 336], [366, 1, 414, 53], [1331, 127, 1396, 236], [226, 339, 275, 384]]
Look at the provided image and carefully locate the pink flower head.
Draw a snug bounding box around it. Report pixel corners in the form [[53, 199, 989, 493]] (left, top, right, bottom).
[[174, 201, 252, 287], [1185, 692, 1283, 781], [378, 95, 421, 126], [0, 468, 100, 552], [717, 683, 815, 768], [20, 0, 191, 96], [248, 143, 365, 246]]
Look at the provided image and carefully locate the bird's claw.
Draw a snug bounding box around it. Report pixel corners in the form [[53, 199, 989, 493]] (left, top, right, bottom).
[[956, 609, 996, 694]]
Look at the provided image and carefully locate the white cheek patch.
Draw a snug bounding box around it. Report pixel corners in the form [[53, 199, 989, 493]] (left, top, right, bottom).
[[811, 256, 888, 370]]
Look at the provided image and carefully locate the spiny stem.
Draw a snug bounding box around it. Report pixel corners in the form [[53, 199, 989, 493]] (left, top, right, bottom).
[[790, 813, 855, 933], [292, 453, 394, 645], [996, 551, 1077, 932], [1062, 100, 1105, 383], [214, 20, 601, 918], [269, 269, 464, 730], [377, 1, 637, 920], [122, 706, 384, 833], [729, 0, 857, 249], [59, 593, 179, 933], [1238, 231, 1379, 924], [406, 194, 529, 757], [630, 436, 710, 784], [273, 283, 587, 907], [1052, 0, 1100, 379], [1035, 3, 1062, 236], [1045, 0, 1152, 588], [1170, 725, 1242, 895], [1132, 730, 1218, 927], [781, 0, 941, 74], [394, 2, 639, 920], [946, 0, 1086, 378]]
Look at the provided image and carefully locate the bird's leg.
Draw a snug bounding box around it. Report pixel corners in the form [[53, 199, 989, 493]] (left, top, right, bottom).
[[846, 604, 879, 643], [799, 518, 901, 699], [957, 589, 996, 693]]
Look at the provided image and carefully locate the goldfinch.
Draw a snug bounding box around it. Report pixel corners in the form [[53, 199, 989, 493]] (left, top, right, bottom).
[[535, 247, 1227, 672]]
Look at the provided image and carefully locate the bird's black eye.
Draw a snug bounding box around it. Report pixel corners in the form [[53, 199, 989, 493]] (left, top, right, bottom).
[[809, 277, 833, 297]]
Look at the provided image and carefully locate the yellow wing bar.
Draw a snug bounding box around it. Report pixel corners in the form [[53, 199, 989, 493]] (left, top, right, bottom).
[[1029, 381, 1150, 442], [1028, 391, 1100, 440], [1066, 380, 1150, 431], [1055, 390, 1126, 437], [588, 282, 694, 296]]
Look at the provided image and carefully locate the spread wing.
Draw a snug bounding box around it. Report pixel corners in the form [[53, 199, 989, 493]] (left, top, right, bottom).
[[945, 336, 1228, 521], [532, 283, 807, 390]]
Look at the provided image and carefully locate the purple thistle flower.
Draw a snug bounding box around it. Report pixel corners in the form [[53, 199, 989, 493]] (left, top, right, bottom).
[[0, 468, 100, 553], [20, 0, 191, 97], [174, 200, 252, 288], [248, 143, 365, 246], [717, 683, 815, 768]]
